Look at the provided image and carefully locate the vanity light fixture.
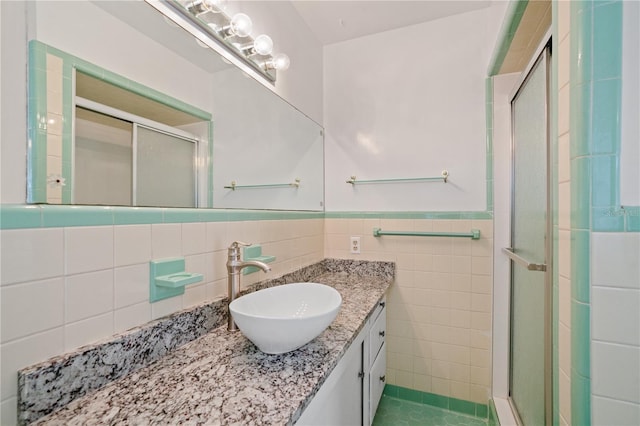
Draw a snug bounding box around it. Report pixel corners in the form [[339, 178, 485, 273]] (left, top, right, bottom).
[[186, 0, 226, 15], [220, 13, 252, 38], [238, 34, 273, 56], [264, 53, 290, 71], [167, 0, 290, 83]]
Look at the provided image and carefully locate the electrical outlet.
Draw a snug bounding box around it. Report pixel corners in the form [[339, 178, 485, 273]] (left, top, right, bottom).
[[350, 236, 361, 254]]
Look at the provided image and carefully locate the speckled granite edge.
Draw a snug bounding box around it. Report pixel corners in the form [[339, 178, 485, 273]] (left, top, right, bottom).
[[17, 300, 226, 424], [17, 259, 395, 425], [321, 258, 395, 280], [244, 259, 394, 294]]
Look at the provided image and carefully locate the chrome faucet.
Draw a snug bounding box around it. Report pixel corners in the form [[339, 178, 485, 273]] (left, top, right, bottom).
[[226, 241, 271, 331]]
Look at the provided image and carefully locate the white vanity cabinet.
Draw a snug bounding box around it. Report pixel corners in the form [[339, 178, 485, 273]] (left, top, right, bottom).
[[297, 297, 387, 426], [368, 301, 387, 421]]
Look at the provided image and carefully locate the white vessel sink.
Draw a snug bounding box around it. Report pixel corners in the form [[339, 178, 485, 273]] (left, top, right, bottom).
[[229, 282, 342, 354]]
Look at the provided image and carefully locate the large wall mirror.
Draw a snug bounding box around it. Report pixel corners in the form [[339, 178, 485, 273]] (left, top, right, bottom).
[[26, 0, 324, 211]]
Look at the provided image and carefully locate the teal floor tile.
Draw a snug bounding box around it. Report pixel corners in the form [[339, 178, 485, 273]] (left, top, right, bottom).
[[373, 395, 488, 426]]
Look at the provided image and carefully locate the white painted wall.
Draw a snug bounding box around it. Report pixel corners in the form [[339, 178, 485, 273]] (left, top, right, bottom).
[[225, 1, 323, 124], [323, 7, 497, 212], [211, 68, 324, 211], [0, 1, 28, 204]]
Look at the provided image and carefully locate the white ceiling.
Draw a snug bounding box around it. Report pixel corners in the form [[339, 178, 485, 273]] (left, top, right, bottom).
[[291, 1, 493, 45]]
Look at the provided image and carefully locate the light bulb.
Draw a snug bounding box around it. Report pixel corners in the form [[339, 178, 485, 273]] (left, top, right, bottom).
[[272, 53, 290, 71], [229, 13, 252, 37], [253, 35, 273, 55]]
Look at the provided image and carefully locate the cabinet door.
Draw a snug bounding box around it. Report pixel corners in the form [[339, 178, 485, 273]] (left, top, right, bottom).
[[369, 343, 387, 422], [369, 307, 386, 366], [297, 334, 365, 425]]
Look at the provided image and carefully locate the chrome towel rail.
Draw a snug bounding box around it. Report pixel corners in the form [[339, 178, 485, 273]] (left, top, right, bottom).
[[373, 227, 480, 240], [224, 179, 300, 190], [347, 170, 449, 185]]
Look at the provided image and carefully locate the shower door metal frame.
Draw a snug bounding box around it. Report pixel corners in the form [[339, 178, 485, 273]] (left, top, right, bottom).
[[505, 41, 553, 426]]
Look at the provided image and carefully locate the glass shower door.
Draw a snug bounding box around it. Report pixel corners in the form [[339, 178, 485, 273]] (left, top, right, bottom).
[[504, 45, 551, 425]]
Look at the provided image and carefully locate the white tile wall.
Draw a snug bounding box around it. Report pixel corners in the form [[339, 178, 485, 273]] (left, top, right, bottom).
[[1, 328, 64, 397], [1, 278, 64, 343], [114, 302, 151, 334], [593, 396, 640, 426], [65, 312, 114, 352], [114, 225, 151, 267], [325, 218, 493, 404], [151, 223, 182, 259], [0, 229, 64, 285], [66, 270, 114, 323], [182, 223, 207, 256], [0, 218, 324, 424], [592, 233, 640, 289], [592, 287, 640, 346], [592, 342, 640, 403], [592, 232, 640, 418], [114, 264, 149, 308], [65, 226, 114, 275]]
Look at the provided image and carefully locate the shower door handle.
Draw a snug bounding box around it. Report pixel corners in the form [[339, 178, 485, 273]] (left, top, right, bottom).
[[502, 248, 547, 272]]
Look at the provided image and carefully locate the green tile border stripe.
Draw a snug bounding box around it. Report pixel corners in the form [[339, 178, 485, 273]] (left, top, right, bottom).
[[27, 41, 48, 204], [0, 205, 493, 230], [383, 384, 489, 419], [0, 205, 325, 229], [487, 0, 530, 76], [325, 211, 493, 220], [569, 1, 594, 423]]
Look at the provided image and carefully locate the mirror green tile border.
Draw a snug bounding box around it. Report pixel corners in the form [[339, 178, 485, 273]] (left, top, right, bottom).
[[0, 205, 325, 229], [383, 384, 490, 420], [27, 40, 213, 206], [0, 205, 491, 230]]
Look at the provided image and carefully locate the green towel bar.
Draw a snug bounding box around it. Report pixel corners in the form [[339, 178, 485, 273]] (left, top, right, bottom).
[[373, 227, 480, 240]]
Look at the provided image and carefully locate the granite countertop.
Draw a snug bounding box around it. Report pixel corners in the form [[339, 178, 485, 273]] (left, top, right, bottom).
[[31, 265, 392, 425]]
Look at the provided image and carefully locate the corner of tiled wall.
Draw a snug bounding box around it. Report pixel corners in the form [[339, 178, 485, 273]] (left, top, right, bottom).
[[324, 217, 494, 405]]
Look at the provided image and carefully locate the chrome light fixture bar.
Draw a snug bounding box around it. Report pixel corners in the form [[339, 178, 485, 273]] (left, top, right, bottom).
[[162, 0, 289, 83]]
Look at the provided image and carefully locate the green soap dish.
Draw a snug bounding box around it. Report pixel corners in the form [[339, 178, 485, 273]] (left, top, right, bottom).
[[155, 272, 203, 289], [242, 245, 276, 275], [150, 258, 203, 302]]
